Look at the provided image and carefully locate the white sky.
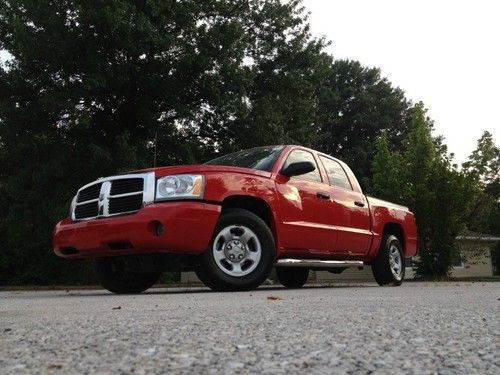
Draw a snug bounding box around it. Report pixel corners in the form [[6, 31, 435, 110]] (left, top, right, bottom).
[[303, 0, 499, 163], [2, 1, 499, 163]]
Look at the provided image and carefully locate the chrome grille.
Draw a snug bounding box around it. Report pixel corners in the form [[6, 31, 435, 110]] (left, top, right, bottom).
[[72, 173, 154, 221]]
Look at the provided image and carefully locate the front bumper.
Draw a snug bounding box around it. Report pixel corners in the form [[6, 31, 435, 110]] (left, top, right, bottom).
[[53, 202, 221, 259]]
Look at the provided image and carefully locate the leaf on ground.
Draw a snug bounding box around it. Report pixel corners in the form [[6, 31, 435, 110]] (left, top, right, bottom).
[[267, 295, 283, 301]]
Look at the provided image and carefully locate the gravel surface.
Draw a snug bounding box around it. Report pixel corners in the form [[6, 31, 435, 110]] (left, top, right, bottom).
[[1, 282, 499, 374]]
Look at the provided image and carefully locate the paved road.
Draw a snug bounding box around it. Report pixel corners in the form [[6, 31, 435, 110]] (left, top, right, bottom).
[[1, 282, 499, 374]]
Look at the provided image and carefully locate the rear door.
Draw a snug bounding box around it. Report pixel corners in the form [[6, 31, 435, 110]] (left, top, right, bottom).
[[318, 156, 372, 255], [275, 149, 337, 254]]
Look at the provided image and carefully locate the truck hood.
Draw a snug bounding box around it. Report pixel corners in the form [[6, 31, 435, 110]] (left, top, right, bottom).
[[130, 164, 273, 179]]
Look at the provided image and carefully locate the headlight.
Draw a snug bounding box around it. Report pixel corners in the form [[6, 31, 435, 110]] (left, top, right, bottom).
[[155, 174, 204, 201]]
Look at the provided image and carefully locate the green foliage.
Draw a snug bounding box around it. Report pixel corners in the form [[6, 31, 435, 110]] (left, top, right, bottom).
[[314, 59, 412, 181], [0, 0, 331, 284], [370, 105, 499, 278], [0, 0, 497, 284], [368, 134, 404, 202], [463, 131, 499, 185], [414, 161, 471, 277], [461, 132, 500, 233], [462, 131, 500, 273], [490, 203, 500, 274]]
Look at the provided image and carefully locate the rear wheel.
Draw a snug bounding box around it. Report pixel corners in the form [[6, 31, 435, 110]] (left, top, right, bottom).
[[276, 267, 309, 288], [195, 208, 275, 291], [371, 235, 405, 286], [94, 257, 160, 294]]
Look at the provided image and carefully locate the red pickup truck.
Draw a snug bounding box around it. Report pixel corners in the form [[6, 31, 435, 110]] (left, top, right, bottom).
[[53, 145, 417, 293]]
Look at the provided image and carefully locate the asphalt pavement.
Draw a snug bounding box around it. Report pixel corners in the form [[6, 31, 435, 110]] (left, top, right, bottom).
[[1, 282, 499, 374]]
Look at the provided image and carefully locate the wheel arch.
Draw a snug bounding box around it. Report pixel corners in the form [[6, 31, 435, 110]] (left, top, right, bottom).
[[383, 222, 405, 253], [221, 195, 277, 247]]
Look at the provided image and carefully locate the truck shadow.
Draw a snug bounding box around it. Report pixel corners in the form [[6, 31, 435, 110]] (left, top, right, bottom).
[[4, 283, 378, 299], [151, 283, 378, 294], [62, 283, 378, 297]]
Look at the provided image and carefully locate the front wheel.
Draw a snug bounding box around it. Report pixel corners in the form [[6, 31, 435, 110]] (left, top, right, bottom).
[[371, 235, 405, 286], [195, 208, 275, 291], [94, 257, 161, 294]]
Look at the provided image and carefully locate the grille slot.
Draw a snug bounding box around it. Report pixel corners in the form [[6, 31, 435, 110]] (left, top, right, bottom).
[[77, 183, 102, 203], [109, 194, 143, 214], [110, 178, 144, 196], [74, 202, 99, 219]]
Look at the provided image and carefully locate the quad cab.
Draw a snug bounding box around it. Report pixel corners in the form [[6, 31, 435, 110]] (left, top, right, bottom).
[[53, 145, 417, 293]]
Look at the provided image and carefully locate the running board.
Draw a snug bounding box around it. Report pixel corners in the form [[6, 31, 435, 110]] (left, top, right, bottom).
[[276, 259, 364, 268]]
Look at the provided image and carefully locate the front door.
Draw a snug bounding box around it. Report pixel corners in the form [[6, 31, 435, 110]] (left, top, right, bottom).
[[275, 149, 336, 254]]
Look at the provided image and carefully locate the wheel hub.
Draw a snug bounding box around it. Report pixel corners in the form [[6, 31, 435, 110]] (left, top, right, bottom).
[[224, 240, 247, 262], [212, 224, 262, 277]]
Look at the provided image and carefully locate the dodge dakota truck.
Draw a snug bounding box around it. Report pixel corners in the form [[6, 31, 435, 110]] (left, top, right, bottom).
[[53, 145, 417, 293]]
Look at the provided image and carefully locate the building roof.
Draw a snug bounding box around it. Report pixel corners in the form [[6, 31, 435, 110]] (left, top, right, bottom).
[[456, 230, 500, 242]]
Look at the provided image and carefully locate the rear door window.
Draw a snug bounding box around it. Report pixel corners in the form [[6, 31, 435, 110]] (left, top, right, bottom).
[[319, 156, 352, 190]]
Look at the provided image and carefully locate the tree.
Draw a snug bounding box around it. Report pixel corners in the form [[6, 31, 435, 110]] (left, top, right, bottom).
[[459, 132, 499, 232], [462, 131, 500, 273], [225, 40, 332, 152], [415, 160, 472, 277], [0, 0, 329, 284], [314, 59, 412, 181], [2, 0, 492, 284], [415, 131, 500, 277], [370, 103, 478, 278], [462, 131, 498, 185], [368, 133, 404, 203]]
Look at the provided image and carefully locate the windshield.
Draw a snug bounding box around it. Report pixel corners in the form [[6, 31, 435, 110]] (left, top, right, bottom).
[[205, 146, 284, 172]]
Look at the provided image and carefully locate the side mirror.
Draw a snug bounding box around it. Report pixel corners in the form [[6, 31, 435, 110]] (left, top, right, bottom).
[[280, 161, 316, 177]]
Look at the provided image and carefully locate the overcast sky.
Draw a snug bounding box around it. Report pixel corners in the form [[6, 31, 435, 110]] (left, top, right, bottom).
[[303, 0, 499, 163], [2, 1, 498, 163]]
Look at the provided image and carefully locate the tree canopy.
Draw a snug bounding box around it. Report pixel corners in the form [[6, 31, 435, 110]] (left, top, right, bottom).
[[0, 0, 497, 283], [314, 59, 412, 181], [0, 0, 333, 283], [370, 110, 499, 277]]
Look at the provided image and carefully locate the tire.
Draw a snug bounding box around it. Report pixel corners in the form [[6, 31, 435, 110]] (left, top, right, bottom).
[[195, 208, 275, 291], [371, 235, 405, 286], [94, 257, 161, 294], [276, 267, 309, 288]]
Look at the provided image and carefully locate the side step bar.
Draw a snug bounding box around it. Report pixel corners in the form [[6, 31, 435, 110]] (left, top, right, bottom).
[[276, 259, 364, 268]]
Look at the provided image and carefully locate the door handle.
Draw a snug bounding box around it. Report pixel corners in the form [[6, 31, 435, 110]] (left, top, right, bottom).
[[316, 192, 330, 200], [354, 200, 365, 207]]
